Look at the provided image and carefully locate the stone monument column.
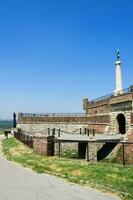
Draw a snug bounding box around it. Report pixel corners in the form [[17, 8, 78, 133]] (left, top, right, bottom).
[[114, 49, 123, 96]]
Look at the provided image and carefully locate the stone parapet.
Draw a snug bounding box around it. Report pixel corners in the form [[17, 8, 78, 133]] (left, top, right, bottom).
[[18, 113, 110, 124], [110, 93, 133, 104]]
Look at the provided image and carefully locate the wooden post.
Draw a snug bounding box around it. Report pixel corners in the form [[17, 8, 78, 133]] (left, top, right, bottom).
[[93, 129, 95, 137], [58, 129, 60, 137], [52, 128, 55, 136], [48, 128, 50, 136], [84, 128, 87, 135], [122, 143, 125, 166], [59, 140, 61, 158], [86, 142, 89, 162], [26, 135, 28, 145], [87, 129, 90, 137]]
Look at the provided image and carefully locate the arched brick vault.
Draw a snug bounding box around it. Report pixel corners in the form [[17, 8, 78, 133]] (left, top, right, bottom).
[[109, 111, 131, 134]]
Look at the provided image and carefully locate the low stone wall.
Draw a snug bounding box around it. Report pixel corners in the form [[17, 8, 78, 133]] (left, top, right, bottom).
[[18, 116, 90, 124], [18, 123, 89, 136], [17, 122, 109, 136], [18, 113, 110, 135]]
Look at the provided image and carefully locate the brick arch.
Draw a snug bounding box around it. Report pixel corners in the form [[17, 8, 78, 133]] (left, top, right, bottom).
[[116, 113, 126, 134]]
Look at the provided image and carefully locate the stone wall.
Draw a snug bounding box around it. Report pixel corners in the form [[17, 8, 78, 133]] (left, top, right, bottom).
[[18, 122, 109, 136], [85, 115, 110, 123], [33, 135, 54, 156], [18, 114, 110, 124], [110, 93, 133, 104], [18, 116, 91, 124], [18, 113, 110, 136], [86, 142, 97, 162], [125, 130, 133, 164], [85, 100, 109, 115], [131, 113, 133, 124], [84, 91, 133, 116], [83, 90, 133, 135], [109, 111, 131, 133]]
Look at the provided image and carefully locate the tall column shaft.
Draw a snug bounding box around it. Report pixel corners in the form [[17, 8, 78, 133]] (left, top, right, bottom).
[[114, 60, 123, 95]]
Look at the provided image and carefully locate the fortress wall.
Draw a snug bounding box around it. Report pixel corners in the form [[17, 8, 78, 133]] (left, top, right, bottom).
[[86, 101, 109, 115], [87, 105, 109, 115], [18, 114, 110, 124], [109, 93, 133, 104], [18, 113, 110, 135], [18, 122, 109, 136], [18, 116, 91, 124]]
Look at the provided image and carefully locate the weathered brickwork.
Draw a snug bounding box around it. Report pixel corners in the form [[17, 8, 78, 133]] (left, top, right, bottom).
[[18, 113, 110, 135], [87, 142, 97, 162], [109, 111, 131, 133], [131, 113, 133, 124], [17, 86, 133, 163], [33, 135, 54, 156], [83, 88, 133, 137], [18, 115, 110, 124], [83, 99, 109, 116], [18, 122, 109, 136], [18, 91, 133, 140], [125, 130, 133, 164], [110, 93, 133, 104]]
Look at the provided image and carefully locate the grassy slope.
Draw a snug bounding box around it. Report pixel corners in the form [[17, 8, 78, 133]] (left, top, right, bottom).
[[2, 138, 133, 200]]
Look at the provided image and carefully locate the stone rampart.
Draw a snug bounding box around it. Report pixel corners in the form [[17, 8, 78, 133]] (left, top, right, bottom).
[[18, 115, 109, 124], [18, 122, 109, 136], [18, 113, 110, 135]]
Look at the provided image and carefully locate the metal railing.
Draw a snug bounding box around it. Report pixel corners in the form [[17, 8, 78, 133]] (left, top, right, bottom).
[[90, 86, 133, 104], [14, 131, 33, 148]]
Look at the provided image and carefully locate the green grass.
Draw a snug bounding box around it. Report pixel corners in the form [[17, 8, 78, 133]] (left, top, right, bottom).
[[2, 138, 133, 200], [62, 149, 78, 158], [0, 130, 4, 135]]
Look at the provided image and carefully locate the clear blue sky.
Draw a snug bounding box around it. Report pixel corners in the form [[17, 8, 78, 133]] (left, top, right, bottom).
[[0, 0, 133, 119]]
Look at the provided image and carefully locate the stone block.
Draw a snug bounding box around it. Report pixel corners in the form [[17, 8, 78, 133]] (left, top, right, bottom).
[[86, 141, 97, 162]]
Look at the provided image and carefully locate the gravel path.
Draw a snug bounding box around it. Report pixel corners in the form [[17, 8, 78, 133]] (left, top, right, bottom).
[[0, 136, 120, 200]]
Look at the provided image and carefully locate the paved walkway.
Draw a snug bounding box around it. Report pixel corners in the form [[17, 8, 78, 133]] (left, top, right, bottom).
[[0, 136, 120, 200]]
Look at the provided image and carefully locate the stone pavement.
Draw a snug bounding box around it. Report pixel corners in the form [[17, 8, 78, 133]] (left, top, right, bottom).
[[0, 136, 120, 200]]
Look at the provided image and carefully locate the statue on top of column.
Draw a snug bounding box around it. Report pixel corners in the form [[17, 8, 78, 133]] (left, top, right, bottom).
[[116, 49, 120, 61]]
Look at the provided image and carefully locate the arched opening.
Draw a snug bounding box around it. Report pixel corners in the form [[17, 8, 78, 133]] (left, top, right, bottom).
[[116, 113, 126, 134]]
